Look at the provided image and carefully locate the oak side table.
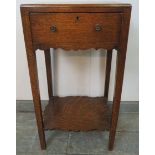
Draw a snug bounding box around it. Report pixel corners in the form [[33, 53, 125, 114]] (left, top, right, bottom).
[[20, 4, 131, 151]]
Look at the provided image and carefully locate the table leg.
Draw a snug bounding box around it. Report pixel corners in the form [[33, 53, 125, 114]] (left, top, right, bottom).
[[108, 7, 131, 150], [108, 50, 126, 150], [26, 50, 46, 149], [44, 49, 53, 100], [104, 49, 112, 99]]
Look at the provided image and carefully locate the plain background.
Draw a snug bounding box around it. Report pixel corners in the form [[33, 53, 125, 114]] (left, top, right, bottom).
[[16, 0, 139, 101]]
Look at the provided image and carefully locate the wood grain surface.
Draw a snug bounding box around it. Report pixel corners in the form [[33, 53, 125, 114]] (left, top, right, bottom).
[[30, 13, 121, 50], [44, 96, 111, 131]]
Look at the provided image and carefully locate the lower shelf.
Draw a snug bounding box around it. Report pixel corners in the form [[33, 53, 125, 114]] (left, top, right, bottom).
[[44, 96, 111, 131]]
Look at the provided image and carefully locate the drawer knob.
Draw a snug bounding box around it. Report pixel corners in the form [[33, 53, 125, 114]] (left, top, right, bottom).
[[95, 24, 102, 31], [50, 25, 57, 32]]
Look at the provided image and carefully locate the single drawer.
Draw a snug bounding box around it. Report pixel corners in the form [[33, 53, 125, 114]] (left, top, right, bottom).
[[30, 13, 122, 50]]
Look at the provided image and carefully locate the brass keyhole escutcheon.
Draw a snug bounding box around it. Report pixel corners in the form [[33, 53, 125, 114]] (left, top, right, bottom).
[[76, 16, 80, 21]]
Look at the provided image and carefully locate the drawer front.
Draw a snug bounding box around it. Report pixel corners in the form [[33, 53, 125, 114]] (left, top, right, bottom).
[[30, 13, 122, 49]]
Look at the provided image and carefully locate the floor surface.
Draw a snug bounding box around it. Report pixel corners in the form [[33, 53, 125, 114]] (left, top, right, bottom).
[[16, 102, 139, 155]]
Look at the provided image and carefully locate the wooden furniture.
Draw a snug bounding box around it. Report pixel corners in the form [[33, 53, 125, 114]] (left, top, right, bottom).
[[20, 4, 131, 151]]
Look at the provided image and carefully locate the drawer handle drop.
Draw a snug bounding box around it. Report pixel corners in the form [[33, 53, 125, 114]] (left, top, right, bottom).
[[95, 24, 102, 32], [50, 25, 57, 32]]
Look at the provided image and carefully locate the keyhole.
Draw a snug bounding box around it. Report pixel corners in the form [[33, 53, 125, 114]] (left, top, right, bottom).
[[76, 16, 80, 21]]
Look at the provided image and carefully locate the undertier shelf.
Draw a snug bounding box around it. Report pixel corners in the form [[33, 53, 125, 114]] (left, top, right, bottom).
[[44, 96, 111, 131]]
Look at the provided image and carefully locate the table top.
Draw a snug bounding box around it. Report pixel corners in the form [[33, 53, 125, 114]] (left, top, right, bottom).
[[20, 4, 131, 13], [21, 3, 131, 7]]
